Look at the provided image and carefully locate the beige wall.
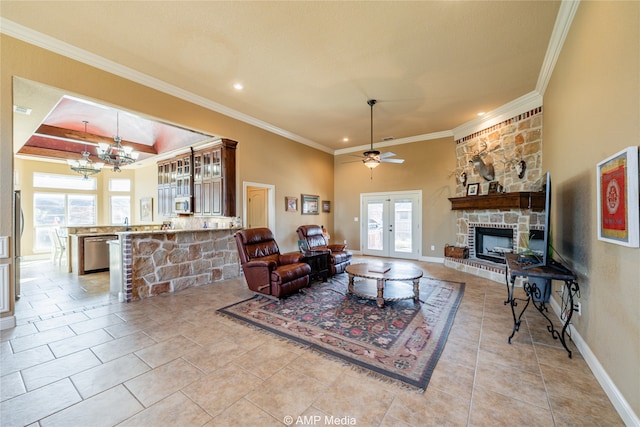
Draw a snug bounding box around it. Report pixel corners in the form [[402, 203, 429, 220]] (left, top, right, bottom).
[[334, 136, 457, 256], [544, 1, 639, 416]]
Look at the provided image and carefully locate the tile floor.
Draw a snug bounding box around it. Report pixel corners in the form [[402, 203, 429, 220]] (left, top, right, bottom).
[[1, 257, 623, 426]]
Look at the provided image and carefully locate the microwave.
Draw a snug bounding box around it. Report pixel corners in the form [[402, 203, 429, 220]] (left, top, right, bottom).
[[174, 196, 192, 214]]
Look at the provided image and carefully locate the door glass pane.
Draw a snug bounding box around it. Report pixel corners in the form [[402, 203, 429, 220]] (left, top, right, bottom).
[[367, 201, 384, 250], [69, 195, 97, 225], [394, 200, 412, 253]]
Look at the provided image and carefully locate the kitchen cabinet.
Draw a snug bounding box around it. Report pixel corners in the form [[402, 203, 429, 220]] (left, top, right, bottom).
[[167, 138, 236, 217]]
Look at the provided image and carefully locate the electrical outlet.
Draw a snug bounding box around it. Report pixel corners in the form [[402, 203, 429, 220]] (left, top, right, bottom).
[[430, 245, 435, 251], [574, 302, 582, 316], [343, 239, 347, 244]]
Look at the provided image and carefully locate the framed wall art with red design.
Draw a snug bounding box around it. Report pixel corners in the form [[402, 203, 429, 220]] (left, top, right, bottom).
[[596, 146, 639, 247]]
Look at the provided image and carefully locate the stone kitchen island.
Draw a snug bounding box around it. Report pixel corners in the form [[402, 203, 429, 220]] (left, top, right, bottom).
[[114, 228, 241, 302]]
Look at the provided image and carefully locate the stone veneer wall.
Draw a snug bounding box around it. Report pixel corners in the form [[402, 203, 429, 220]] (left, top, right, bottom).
[[447, 107, 545, 282], [120, 228, 240, 301]]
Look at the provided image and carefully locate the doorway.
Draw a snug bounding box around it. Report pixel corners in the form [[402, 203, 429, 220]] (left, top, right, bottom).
[[361, 190, 422, 259], [243, 182, 276, 230]]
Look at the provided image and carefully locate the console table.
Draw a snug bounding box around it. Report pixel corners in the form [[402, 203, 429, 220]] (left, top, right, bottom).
[[504, 253, 580, 357]]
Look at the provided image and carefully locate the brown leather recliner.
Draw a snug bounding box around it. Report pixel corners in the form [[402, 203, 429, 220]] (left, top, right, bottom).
[[296, 225, 352, 275], [235, 228, 311, 298]]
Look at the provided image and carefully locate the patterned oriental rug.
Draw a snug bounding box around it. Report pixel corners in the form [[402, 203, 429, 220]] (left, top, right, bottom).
[[218, 275, 465, 391]]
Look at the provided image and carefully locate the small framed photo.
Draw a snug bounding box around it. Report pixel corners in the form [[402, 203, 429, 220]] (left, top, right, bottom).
[[297, 239, 310, 253], [467, 183, 480, 196], [322, 200, 331, 213], [596, 146, 639, 247], [140, 197, 153, 222], [285, 196, 298, 212], [488, 181, 502, 194], [301, 194, 319, 215]]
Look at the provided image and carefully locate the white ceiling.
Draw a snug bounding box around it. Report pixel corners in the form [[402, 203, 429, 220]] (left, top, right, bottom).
[[2, 1, 563, 159]]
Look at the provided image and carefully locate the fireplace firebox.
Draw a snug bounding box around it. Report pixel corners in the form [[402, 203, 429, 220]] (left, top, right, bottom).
[[475, 227, 514, 263]]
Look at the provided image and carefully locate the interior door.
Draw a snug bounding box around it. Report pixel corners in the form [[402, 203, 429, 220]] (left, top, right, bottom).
[[247, 186, 268, 228], [362, 191, 421, 259]]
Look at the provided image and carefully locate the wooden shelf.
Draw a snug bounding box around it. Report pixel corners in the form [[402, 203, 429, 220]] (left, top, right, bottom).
[[448, 192, 545, 211]]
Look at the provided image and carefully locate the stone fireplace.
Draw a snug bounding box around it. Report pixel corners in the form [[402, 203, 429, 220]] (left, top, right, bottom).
[[445, 107, 545, 282]]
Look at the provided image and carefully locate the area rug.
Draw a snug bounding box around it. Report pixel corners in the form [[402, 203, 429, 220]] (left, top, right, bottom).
[[217, 274, 465, 391]]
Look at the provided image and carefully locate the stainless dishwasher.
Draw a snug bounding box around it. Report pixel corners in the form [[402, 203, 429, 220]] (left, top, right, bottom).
[[84, 236, 115, 272]]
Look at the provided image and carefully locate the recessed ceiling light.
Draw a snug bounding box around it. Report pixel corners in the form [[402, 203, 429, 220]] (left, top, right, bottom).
[[343, 137, 349, 142], [233, 83, 244, 91], [477, 112, 486, 116]]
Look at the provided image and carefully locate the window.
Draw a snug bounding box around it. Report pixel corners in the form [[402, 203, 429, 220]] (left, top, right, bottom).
[[109, 178, 131, 192], [33, 193, 97, 252], [34, 172, 96, 190], [110, 196, 130, 225]]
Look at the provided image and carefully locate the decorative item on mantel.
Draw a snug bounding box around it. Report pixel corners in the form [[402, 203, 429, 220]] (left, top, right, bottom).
[[463, 139, 500, 181], [444, 244, 469, 259]]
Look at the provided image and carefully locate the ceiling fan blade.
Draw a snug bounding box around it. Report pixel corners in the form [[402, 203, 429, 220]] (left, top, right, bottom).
[[379, 152, 397, 159], [381, 158, 405, 164]]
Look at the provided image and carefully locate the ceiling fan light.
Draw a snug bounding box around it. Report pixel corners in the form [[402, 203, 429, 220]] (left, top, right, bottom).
[[364, 158, 380, 169]]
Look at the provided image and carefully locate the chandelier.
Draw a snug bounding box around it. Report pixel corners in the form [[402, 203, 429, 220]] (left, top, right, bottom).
[[96, 112, 139, 172], [67, 121, 104, 179]]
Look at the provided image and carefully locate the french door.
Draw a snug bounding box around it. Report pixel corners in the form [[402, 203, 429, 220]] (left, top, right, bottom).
[[361, 191, 421, 259]]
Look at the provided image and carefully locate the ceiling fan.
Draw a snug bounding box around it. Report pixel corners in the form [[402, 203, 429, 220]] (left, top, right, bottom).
[[350, 99, 405, 169]]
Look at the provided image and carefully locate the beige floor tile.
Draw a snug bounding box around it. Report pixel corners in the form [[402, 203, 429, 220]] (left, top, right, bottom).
[[91, 330, 157, 362], [48, 328, 114, 357], [39, 385, 143, 427], [182, 337, 248, 373], [474, 357, 549, 410], [0, 371, 26, 401], [549, 393, 625, 426], [68, 313, 125, 335], [134, 334, 201, 368], [0, 343, 54, 376], [438, 335, 478, 367], [387, 387, 470, 426], [125, 358, 203, 407], [208, 397, 282, 426], [232, 341, 301, 379], [246, 367, 327, 421], [118, 391, 212, 427], [33, 311, 91, 332], [286, 350, 347, 385], [0, 379, 81, 427], [10, 325, 76, 353], [182, 364, 263, 417], [71, 353, 150, 399], [313, 371, 397, 426], [469, 386, 554, 426], [426, 358, 475, 403], [21, 348, 102, 391]]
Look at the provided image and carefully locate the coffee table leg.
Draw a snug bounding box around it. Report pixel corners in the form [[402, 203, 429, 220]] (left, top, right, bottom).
[[413, 278, 420, 302], [347, 274, 354, 295], [376, 278, 385, 308]]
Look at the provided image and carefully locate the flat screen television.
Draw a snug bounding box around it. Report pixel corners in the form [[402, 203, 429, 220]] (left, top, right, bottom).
[[522, 172, 552, 269]]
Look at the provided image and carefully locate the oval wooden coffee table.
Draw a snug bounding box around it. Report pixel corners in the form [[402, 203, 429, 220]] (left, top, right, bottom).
[[345, 261, 424, 308]]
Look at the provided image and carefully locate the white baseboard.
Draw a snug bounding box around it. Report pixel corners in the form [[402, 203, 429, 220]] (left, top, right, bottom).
[[420, 255, 444, 263], [549, 297, 639, 426]]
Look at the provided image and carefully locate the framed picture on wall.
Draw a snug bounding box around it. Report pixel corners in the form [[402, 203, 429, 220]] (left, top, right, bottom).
[[322, 200, 331, 213], [140, 197, 153, 222], [596, 146, 639, 247], [467, 183, 479, 196], [285, 196, 298, 212], [301, 194, 319, 215]]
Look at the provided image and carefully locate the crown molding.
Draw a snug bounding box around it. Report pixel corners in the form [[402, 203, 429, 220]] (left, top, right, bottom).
[[536, 0, 581, 95], [0, 18, 333, 155], [334, 130, 453, 156], [452, 91, 543, 141]]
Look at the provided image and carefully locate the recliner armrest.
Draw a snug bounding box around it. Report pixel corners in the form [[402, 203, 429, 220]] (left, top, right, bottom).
[[279, 252, 304, 265]]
